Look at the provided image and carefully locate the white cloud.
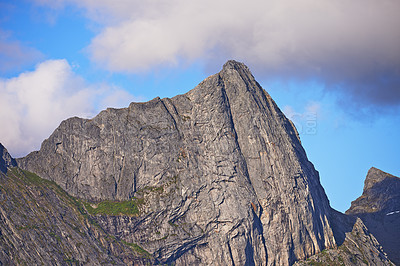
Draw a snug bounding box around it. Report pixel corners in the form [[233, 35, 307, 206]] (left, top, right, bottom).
[[0, 59, 138, 157], [40, 0, 400, 72], [35, 0, 400, 109]]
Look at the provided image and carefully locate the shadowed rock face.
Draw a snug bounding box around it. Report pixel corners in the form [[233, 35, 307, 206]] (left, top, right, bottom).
[[18, 60, 336, 265], [0, 143, 17, 174], [295, 216, 393, 266], [346, 167, 400, 265]]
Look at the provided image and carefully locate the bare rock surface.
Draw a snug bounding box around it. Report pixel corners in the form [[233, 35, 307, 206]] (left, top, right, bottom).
[[294, 217, 393, 265], [0, 143, 16, 174], [17, 60, 337, 265], [346, 167, 400, 265]]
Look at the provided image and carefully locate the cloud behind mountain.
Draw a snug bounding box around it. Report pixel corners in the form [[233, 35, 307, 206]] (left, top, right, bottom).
[[0, 59, 137, 157], [36, 0, 400, 111]]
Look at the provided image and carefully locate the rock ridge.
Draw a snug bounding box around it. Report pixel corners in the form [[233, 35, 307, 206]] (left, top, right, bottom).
[[17, 60, 337, 264], [363, 167, 397, 192], [346, 167, 400, 264]]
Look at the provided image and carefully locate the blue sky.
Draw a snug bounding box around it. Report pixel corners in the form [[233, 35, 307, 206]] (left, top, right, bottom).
[[0, 0, 399, 212]]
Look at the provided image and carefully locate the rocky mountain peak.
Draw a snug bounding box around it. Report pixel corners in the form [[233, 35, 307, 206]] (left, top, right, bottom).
[[347, 167, 399, 215], [346, 167, 400, 264], [220, 60, 266, 96], [222, 60, 253, 76], [16, 60, 338, 265], [363, 167, 396, 192], [0, 143, 17, 174], [2, 61, 396, 265]]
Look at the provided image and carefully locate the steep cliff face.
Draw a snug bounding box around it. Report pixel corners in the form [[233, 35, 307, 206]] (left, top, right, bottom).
[[18, 60, 336, 264], [346, 167, 400, 265], [0, 147, 153, 265]]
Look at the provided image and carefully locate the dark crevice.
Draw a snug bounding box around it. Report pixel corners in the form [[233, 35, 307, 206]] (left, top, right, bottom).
[[160, 98, 182, 140], [218, 74, 254, 191], [226, 240, 236, 266]]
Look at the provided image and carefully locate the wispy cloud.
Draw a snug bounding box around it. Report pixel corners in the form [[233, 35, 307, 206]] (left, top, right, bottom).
[[34, 0, 400, 112], [283, 102, 321, 135], [0, 59, 138, 157], [0, 30, 43, 74]]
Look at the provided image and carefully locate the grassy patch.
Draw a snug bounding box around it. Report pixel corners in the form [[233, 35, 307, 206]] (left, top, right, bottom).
[[20, 169, 54, 186], [308, 261, 325, 266], [122, 240, 151, 258], [83, 199, 141, 216], [138, 185, 164, 194]]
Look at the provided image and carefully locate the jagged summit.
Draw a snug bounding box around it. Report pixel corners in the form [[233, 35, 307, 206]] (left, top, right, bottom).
[[221, 60, 253, 75], [347, 167, 400, 215], [346, 167, 400, 264], [363, 167, 397, 192]]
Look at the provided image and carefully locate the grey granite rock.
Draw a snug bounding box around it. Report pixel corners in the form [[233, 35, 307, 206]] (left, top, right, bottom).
[[0, 143, 17, 174], [346, 167, 400, 265], [294, 217, 394, 265], [17, 60, 338, 265]]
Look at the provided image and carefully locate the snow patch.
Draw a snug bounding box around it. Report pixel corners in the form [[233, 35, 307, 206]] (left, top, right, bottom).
[[386, 210, 400, 216]]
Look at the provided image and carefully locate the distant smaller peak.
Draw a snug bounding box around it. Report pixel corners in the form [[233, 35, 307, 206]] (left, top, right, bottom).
[[367, 167, 393, 178], [368, 166, 382, 172], [364, 167, 396, 191]]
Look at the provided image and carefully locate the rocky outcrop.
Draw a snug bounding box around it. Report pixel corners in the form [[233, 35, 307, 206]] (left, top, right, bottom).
[[294, 217, 394, 265], [346, 167, 400, 265], [0, 167, 154, 265], [17, 60, 337, 265], [0, 143, 17, 174]]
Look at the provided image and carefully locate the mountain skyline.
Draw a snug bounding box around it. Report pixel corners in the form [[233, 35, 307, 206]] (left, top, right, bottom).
[[2, 60, 399, 264], [2, 61, 396, 264], [0, 0, 399, 213]]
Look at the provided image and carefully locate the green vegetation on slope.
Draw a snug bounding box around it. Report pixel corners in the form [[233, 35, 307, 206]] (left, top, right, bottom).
[[121, 240, 151, 258], [82, 198, 143, 216], [1, 167, 153, 263]]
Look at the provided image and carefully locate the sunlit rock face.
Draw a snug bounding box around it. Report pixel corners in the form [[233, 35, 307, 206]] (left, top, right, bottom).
[[18, 60, 337, 265]]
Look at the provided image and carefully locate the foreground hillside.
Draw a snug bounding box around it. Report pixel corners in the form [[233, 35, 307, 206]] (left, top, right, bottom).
[[0, 145, 153, 265], [0, 163, 394, 265]]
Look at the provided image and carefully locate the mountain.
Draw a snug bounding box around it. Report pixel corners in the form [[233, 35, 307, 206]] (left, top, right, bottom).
[[346, 167, 400, 264], [0, 60, 394, 265], [17, 60, 337, 264]]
